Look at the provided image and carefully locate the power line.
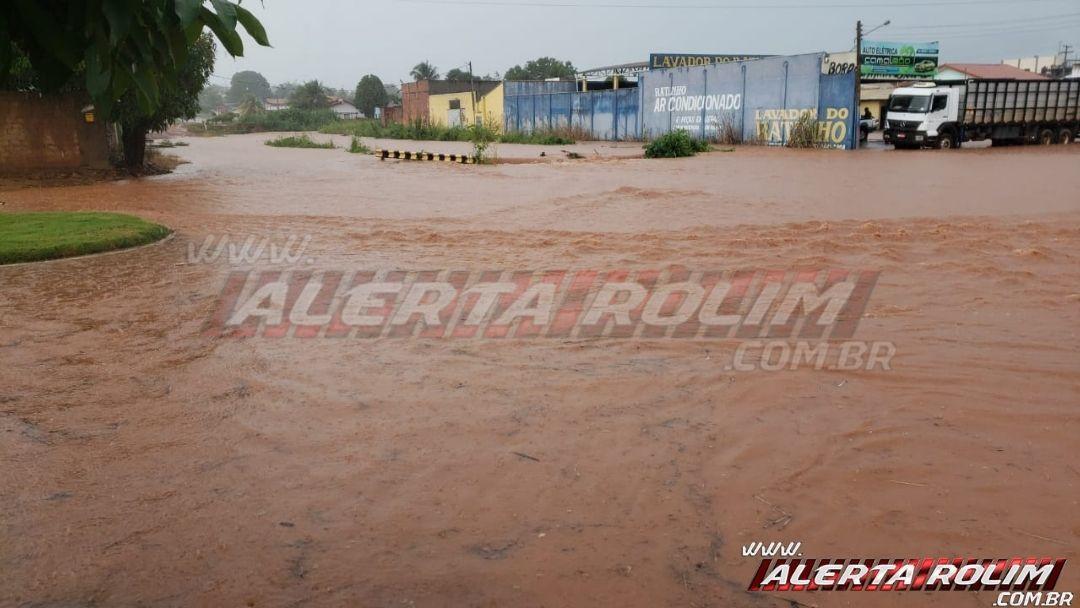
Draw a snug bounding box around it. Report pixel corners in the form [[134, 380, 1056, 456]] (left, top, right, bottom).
[[888, 22, 1080, 39], [397, 0, 1072, 9], [888, 11, 1080, 30]]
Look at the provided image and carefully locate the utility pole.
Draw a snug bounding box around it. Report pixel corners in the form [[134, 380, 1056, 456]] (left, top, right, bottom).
[[855, 20, 863, 150], [468, 60, 478, 126]]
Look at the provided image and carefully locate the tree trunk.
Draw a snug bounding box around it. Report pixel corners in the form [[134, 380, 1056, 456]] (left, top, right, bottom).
[[121, 125, 148, 172]]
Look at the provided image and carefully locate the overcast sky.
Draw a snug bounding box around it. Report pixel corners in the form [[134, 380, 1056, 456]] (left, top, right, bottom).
[[213, 0, 1080, 89]]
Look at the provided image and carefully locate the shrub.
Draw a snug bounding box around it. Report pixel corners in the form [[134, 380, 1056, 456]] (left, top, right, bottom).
[[786, 112, 821, 149], [644, 130, 711, 158], [206, 111, 236, 124], [265, 134, 335, 149], [240, 108, 337, 132], [347, 136, 371, 154]]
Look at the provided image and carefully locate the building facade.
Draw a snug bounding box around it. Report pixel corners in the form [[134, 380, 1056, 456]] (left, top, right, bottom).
[[427, 82, 503, 127]]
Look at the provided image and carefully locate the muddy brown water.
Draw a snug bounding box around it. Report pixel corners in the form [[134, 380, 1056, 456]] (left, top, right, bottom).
[[2, 134, 1079, 607]]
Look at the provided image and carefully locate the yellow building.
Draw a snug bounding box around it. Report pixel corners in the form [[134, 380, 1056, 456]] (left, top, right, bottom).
[[427, 82, 503, 128]]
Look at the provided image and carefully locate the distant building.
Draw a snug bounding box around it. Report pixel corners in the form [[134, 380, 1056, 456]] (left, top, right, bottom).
[[937, 63, 1050, 81], [400, 80, 501, 124], [379, 104, 402, 125], [428, 82, 502, 127], [328, 97, 362, 120], [1001, 55, 1060, 76], [264, 98, 289, 111]]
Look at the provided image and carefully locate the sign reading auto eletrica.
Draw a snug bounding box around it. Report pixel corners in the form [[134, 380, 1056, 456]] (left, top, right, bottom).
[[860, 40, 939, 80]]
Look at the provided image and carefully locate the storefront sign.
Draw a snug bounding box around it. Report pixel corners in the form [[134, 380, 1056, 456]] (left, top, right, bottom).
[[649, 53, 769, 70], [860, 41, 939, 80]]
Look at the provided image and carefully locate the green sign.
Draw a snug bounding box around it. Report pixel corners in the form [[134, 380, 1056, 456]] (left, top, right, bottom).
[[860, 41, 939, 80]]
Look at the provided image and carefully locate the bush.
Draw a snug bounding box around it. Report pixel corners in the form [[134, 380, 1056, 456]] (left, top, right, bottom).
[[265, 134, 335, 149], [786, 112, 821, 149], [347, 136, 371, 154], [240, 108, 337, 132], [206, 111, 236, 124], [644, 130, 711, 158]]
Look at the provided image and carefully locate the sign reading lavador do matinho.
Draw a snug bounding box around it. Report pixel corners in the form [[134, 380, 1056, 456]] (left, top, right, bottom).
[[860, 40, 939, 80], [650, 53, 770, 69]]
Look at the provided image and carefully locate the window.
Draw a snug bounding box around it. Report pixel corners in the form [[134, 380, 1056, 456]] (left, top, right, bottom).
[[449, 99, 461, 110], [931, 95, 948, 112], [888, 95, 931, 113]]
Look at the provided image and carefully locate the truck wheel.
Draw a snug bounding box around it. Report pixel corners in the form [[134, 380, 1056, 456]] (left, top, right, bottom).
[[937, 129, 958, 150], [1038, 129, 1055, 145], [1059, 129, 1074, 145]]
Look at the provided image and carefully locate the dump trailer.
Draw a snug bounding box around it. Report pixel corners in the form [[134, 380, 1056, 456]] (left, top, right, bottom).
[[883, 79, 1080, 149]]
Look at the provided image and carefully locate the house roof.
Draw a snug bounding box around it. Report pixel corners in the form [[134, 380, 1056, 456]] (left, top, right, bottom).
[[939, 63, 1049, 80], [264, 98, 289, 105], [327, 96, 357, 108]]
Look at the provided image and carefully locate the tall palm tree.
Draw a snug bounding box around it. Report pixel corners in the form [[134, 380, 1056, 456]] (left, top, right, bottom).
[[410, 61, 439, 81]]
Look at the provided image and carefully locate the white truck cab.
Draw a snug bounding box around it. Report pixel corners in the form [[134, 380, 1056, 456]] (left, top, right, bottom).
[[884, 83, 962, 149]]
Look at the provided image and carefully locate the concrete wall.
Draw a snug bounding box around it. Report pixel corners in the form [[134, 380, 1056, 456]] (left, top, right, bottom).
[[400, 81, 432, 124], [641, 53, 858, 149], [0, 92, 111, 173], [502, 54, 857, 148]]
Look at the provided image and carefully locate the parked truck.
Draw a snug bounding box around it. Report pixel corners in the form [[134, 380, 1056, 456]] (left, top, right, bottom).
[[883, 79, 1079, 149]]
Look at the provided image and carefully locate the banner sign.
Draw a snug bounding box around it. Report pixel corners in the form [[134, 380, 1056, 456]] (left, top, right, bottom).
[[822, 51, 857, 75], [859, 41, 939, 80], [649, 53, 770, 70]]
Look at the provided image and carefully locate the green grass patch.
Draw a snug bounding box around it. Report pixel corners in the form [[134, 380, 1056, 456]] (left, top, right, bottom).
[[644, 130, 712, 158], [265, 134, 336, 149], [0, 212, 171, 264], [320, 119, 576, 145]]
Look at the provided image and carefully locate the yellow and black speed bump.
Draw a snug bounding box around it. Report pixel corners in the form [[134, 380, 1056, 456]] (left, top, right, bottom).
[[375, 149, 476, 164]]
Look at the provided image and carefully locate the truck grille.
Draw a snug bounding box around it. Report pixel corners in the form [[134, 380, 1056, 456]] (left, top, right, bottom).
[[887, 120, 921, 130]]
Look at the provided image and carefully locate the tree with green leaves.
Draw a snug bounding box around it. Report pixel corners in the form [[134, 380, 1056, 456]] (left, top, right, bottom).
[[0, 1, 270, 118], [227, 70, 270, 103], [504, 57, 577, 81], [114, 33, 216, 170], [236, 96, 263, 118], [198, 83, 226, 113], [385, 83, 402, 105], [410, 61, 439, 81], [444, 68, 472, 82], [289, 80, 329, 110], [353, 75, 389, 119]]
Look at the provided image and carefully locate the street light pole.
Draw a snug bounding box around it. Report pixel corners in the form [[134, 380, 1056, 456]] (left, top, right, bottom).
[[855, 20, 863, 149]]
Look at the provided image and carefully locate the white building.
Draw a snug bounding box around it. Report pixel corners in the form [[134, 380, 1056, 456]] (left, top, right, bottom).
[[264, 98, 289, 112], [328, 97, 362, 120]]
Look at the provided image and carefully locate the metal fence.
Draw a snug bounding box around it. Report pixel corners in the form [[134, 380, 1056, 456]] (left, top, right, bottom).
[[504, 88, 642, 140]]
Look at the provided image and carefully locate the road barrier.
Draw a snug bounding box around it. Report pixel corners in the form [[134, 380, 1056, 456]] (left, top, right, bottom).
[[374, 149, 476, 164]]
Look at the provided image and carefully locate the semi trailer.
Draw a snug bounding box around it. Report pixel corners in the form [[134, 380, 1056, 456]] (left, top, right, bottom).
[[883, 79, 1080, 149]]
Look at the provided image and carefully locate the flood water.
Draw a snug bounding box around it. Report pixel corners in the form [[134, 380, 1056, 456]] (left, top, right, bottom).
[[2, 134, 1079, 607]]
